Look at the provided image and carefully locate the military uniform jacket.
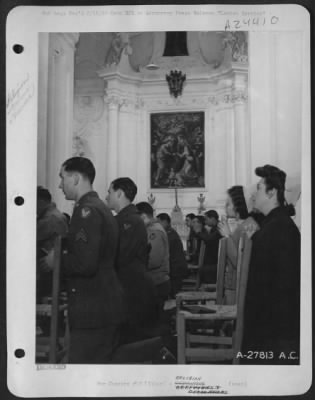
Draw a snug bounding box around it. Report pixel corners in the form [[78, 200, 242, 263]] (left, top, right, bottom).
[[242, 207, 300, 356], [63, 191, 125, 329], [37, 203, 68, 253], [115, 204, 157, 323], [147, 220, 170, 286]]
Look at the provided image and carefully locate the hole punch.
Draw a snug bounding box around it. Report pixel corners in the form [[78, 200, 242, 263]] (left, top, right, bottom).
[[14, 196, 24, 206], [13, 44, 24, 54], [14, 349, 25, 358]]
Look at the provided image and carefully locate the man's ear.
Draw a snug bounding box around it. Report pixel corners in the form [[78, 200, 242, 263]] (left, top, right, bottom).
[[117, 189, 123, 199], [267, 188, 277, 199], [73, 172, 80, 185]]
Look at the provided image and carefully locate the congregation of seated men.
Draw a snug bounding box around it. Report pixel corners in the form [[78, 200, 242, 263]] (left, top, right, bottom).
[[37, 157, 300, 365]]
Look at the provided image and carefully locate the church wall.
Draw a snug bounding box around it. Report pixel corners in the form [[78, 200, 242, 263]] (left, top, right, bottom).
[[38, 31, 303, 226], [249, 31, 302, 180]]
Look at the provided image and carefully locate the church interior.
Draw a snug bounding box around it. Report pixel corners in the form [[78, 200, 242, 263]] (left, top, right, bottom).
[[36, 30, 303, 364]]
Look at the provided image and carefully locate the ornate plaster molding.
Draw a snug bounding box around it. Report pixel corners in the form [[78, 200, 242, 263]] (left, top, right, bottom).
[[222, 32, 248, 63], [73, 95, 105, 138], [208, 89, 248, 105]]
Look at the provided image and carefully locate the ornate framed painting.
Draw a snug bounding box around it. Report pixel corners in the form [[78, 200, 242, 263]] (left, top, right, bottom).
[[150, 111, 205, 189]]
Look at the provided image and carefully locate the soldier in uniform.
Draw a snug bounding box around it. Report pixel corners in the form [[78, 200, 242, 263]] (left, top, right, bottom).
[[44, 157, 125, 363], [135, 202, 170, 319], [106, 177, 157, 343]]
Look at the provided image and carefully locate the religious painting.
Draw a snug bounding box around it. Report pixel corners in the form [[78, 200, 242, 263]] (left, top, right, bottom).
[[150, 112, 205, 188]]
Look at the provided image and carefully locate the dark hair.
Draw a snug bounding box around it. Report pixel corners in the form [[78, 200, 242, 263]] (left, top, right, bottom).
[[111, 177, 137, 202], [157, 213, 171, 224], [37, 186, 52, 203], [136, 202, 154, 217], [227, 186, 248, 220], [193, 215, 205, 226], [255, 164, 295, 216], [204, 209, 219, 221], [186, 213, 196, 220], [62, 157, 96, 184], [248, 210, 265, 226]]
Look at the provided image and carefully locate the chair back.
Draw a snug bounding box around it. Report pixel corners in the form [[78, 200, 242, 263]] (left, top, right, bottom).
[[48, 236, 62, 363], [233, 233, 252, 363], [215, 238, 227, 305]]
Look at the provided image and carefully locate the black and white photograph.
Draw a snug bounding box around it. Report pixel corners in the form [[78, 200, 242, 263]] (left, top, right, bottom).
[[5, 3, 312, 398]]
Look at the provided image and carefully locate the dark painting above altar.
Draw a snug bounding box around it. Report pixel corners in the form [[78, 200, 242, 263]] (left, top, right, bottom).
[[151, 112, 205, 189]]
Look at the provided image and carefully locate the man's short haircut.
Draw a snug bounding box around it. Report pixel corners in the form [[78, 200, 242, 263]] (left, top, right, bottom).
[[37, 186, 52, 203], [136, 202, 154, 217], [204, 209, 219, 221], [62, 157, 96, 184], [227, 186, 248, 220], [255, 164, 286, 207], [186, 213, 196, 220], [111, 177, 137, 202], [157, 213, 171, 224]]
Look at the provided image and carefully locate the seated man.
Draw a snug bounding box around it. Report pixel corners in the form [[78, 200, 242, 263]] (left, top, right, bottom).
[[136, 202, 170, 318], [157, 213, 188, 297]]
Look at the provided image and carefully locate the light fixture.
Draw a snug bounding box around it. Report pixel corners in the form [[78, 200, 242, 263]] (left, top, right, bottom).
[[166, 70, 186, 98]]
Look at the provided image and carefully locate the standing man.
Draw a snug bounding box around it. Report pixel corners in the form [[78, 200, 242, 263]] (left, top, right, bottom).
[[48, 157, 125, 363], [136, 202, 170, 318], [106, 177, 157, 343], [242, 165, 300, 364], [195, 210, 222, 284], [157, 213, 188, 297], [185, 213, 196, 261]]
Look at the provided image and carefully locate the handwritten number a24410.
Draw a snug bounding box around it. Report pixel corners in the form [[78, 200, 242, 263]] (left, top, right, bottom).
[[225, 16, 279, 31]]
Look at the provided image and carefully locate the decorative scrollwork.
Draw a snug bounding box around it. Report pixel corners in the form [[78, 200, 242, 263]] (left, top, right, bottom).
[[222, 32, 248, 63]]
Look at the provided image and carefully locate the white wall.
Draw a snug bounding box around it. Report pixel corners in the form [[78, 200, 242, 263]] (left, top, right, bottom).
[[249, 31, 302, 181], [38, 31, 303, 225]]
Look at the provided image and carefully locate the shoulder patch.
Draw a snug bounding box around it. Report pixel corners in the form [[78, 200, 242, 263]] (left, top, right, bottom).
[[149, 232, 156, 240], [123, 223, 131, 230], [75, 228, 88, 243], [81, 207, 91, 218]]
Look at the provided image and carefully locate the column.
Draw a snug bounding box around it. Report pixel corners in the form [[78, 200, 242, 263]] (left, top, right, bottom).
[[46, 33, 79, 213], [105, 95, 120, 186], [233, 66, 250, 186], [37, 33, 49, 187], [135, 99, 147, 200], [118, 99, 137, 180]]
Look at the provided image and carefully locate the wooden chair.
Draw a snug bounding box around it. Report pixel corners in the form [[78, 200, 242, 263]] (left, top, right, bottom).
[[176, 238, 228, 313], [36, 236, 69, 363], [198, 237, 228, 303], [181, 241, 206, 291], [177, 233, 252, 364], [174, 238, 227, 334]]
